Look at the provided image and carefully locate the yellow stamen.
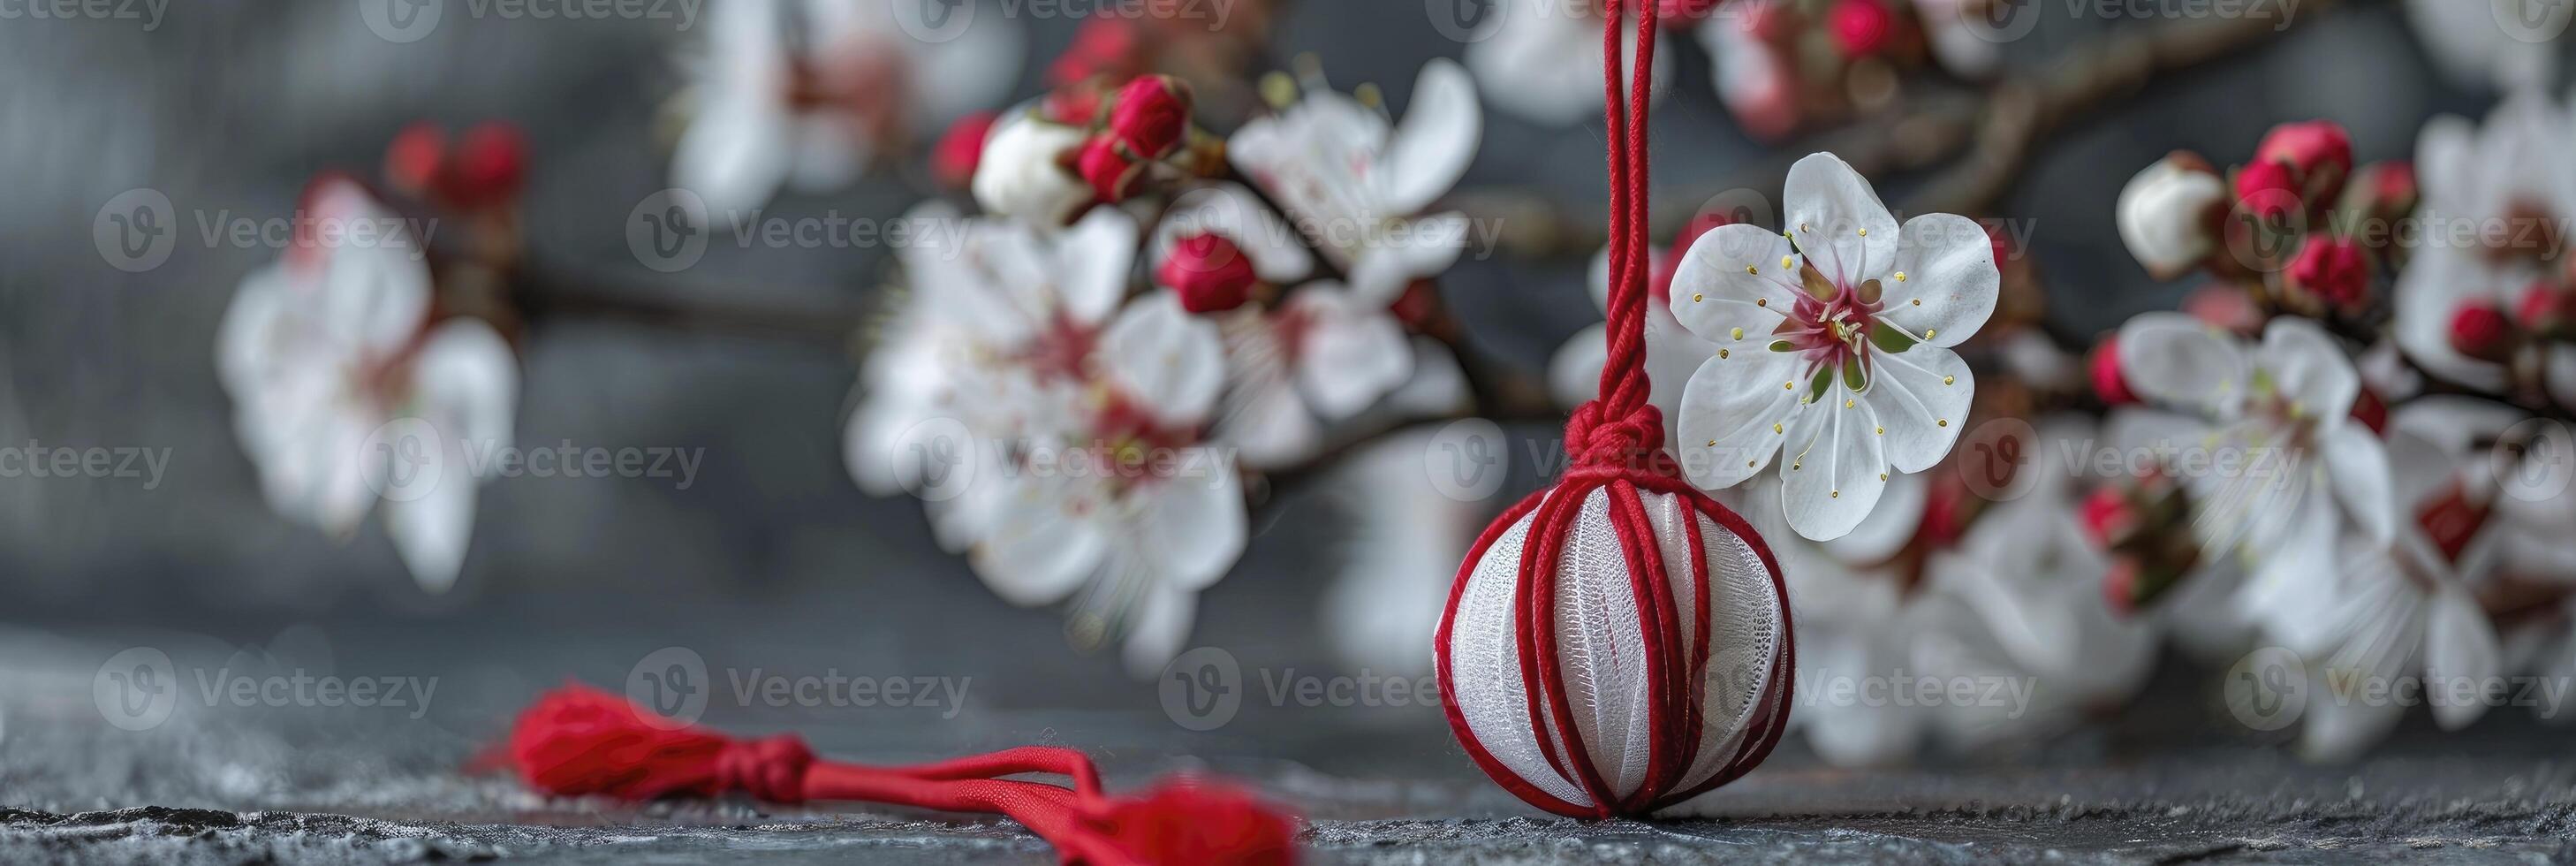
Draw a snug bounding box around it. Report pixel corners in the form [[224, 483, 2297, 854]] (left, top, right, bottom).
[[1731, 327, 1744, 340], [1893, 271, 1906, 282], [1943, 376, 1955, 385]]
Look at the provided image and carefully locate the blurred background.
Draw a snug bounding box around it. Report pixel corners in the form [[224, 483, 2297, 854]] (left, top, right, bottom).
[[3, 0, 2574, 860]]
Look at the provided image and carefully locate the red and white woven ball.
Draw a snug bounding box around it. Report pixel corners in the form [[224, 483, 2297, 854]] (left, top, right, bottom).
[[1434, 452, 1793, 818]]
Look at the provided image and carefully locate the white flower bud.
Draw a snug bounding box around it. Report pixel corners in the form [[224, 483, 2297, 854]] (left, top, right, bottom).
[[2117, 155, 2226, 279], [971, 117, 1091, 226]]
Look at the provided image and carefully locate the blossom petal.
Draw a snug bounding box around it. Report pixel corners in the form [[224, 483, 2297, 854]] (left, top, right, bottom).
[[1056, 207, 1140, 328], [1784, 152, 1899, 286], [1290, 287, 1413, 419], [2424, 584, 2501, 731], [1345, 213, 1468, 305], [1121, 582, 1198, 678], [410, 321, 519, 466], [2322, 422, 2396, 544], [1880, 213, 1998, 348], [1822, 468, 1925, 565], [1779, 391, 1890, 542], [1674, 346, 1805, 490], [1375, 57, 1481, 216], [1667, 223, 1799, 346], [1140, 460, 1246, 592], [1863, 345, 1974, 474], [383, 464, 475, 594], [1100, 293, 1225, 425], [968, 475, 1109, 606], [673, 96, 793, 216], [2391, 247, 2508, 391], [2117, 312, 2249, 416], [1218, 376, 1323, 469], [2258, 318, 2360, 427], [1155, 183, 1315, 284], [1800, 632, 1924, 767]]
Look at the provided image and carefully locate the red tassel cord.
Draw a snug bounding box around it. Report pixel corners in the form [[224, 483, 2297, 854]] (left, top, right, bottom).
[[501, 686, 1297, 866]]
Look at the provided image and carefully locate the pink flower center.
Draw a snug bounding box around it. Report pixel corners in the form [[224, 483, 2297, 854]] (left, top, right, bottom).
[[1773, 280, 1884, 385]]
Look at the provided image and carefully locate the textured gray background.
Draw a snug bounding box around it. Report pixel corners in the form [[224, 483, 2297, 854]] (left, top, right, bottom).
[[2, 0, 2572, 862]]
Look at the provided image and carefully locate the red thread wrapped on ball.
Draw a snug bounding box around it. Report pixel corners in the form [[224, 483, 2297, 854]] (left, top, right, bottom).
[[1435, 0, 1794, 819]]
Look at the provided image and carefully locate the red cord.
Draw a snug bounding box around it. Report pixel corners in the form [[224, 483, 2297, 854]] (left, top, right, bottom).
[[500, 686, 1296, 865]]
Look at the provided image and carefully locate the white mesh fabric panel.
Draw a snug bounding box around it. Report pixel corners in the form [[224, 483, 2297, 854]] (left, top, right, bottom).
[[1446, 486, 1786, 809], [1675, 499, 1782, 793]]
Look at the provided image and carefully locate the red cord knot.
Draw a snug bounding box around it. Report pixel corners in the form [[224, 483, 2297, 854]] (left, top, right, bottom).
[[1563, 399, 1664, 470], [714, 734, 816, 803]]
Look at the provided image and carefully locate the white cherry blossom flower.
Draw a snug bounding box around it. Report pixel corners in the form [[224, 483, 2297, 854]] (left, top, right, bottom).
[[1148, 184, 1410, 468], [2394, 91, 2576, 404], [845, 205, 1136, 548], [963, 293, 1246, 674], [2112, 314, 2398, 648], [216, 178, 517, 593], [1228, 58, 1481, 304], [674, 0, 1022, 215], [972, 114, 1093, 227], [1668, 153, 1999, 541]]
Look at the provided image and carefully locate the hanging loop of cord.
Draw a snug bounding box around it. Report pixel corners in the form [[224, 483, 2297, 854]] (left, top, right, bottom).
[[1568, 0, 1666, 470]]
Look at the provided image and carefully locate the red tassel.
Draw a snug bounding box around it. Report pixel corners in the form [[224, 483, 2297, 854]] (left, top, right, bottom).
[[501, 686, 1297, 866]]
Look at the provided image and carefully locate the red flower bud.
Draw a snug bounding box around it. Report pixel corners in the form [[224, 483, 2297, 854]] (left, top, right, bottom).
[[2078, 485, 2136, 549], [1076, 137, 1142, 203], [2254, 120, 2352, 201], [384, 122, 445, 198], [2516, 279, 2574, 337], [2448, 301, 2517, 363], [443, 122, 527, 210], [2231, 158, 2302, 225], [1108, 74, 1193, 160], [932, 111, 997, 189], [1160, 232, 1259, 314], [1826, 0, 1895, 57], [2088, 337, 2136, 406], [2285, 235, 2368, 311]]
